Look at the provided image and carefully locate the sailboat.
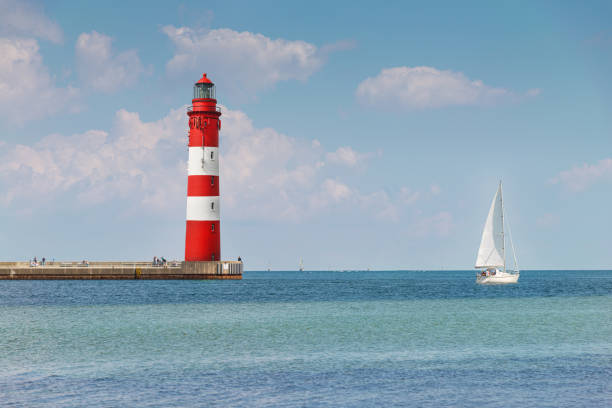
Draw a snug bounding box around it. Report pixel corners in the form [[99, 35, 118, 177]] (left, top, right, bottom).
[[299, 258, 304, 272], [475, 182, 520, 284]]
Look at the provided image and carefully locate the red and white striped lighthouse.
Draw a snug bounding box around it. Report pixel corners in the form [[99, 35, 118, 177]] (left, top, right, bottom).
[[185, 73, 221, 261]]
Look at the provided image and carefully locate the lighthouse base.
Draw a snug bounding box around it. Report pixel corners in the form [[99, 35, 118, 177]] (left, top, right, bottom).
[[0, 261, 243, 280], [182, 261, 243, 279]]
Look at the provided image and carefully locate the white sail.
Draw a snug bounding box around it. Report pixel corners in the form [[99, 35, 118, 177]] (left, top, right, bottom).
[[475, 184, 505, 268]]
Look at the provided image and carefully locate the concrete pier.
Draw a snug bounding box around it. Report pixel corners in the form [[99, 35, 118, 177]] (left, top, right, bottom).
[[0, 261, 243, 280]]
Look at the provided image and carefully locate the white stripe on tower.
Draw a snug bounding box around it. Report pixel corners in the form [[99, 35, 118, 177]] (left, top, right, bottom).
[[187, 147, 219, 176], [186, 196, 220, 221]]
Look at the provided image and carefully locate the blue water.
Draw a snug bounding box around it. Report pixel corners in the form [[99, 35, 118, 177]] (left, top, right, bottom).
[[1, 270, 610, 407]]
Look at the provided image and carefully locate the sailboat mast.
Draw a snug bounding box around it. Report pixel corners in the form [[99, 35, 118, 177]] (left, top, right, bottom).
[[507, 214, 520, 274], [499, 181, 506, 272]]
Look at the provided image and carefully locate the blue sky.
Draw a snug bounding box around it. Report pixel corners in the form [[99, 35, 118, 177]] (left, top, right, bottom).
[[1, 0, 611, 269]]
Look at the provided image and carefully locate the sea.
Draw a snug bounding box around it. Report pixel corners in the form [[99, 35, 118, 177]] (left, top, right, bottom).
[[0, 270, 610, 407]]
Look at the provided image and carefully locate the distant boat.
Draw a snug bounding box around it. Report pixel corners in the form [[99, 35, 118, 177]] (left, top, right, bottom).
[[299, 258, 304, 272], [475, 182, 520, 284]]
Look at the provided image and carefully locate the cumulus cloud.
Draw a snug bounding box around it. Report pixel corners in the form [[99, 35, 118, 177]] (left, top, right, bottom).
[[308, 179, 354, 213], [220, 109, 415, 221], [552, 158, 612, 192], [0, 0, 63, 43], [526, 88, 542, 97], [0, 105, 353, 218], [76, 31, 144, 92], [220, 107, 328, 220], [356, 66, 537, 109], [0, 37, 78, 122], [400, 187, 421, 205], [1, 104, 443, 227], [0, 107, 186, 210], [162, 26, 327, 97], [326, 146, 371, 167]]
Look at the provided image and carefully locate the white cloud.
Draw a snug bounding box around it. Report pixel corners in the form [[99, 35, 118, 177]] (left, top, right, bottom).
[[0, 0, 63, 43], [326, 146, 370, 167], [400, 187, 421, 205], [219, 109, 409, 221], [0, 107, 186, 210], [1, 104, 444, 228], [526, 88, 542, 97], [219, 107, 326, 220], [76, 31, 144, 92], [322, 179, 353, 201], [552, 158, 612, 192], [0, 37, 78, 122], [356, 66, 516, 109], [308, 179, 354, 214], [0, 105, 335, 218], [162, 26, 326, 97]]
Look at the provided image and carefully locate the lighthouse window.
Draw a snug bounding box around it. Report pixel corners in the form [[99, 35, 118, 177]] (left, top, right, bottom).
[[211, 224, 215, 232], [211, 176, 215, 186], [211, 202, 215, 210], [210, 151, 214, 160]]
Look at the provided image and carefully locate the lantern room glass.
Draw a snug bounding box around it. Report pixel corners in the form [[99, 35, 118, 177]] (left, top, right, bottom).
[[194, 82, 216, 99]]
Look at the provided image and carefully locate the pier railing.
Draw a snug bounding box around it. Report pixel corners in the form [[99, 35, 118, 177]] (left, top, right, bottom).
[[0, 260, 244, 280], [0, 261, 181, 268]]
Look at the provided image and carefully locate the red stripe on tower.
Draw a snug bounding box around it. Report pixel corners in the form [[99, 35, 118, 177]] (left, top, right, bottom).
[[185, 73, 222, 261]]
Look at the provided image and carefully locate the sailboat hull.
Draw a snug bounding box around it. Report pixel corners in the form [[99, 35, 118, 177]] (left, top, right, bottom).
[[476, 272, 519, 284]]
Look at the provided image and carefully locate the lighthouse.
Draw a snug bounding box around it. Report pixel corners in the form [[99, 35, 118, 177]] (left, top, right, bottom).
[[185, 73, 221, 261], [0, 72, 242, 281]]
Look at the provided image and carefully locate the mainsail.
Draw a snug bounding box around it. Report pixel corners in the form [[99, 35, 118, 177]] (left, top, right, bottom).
[[475, 183, 505, 268]]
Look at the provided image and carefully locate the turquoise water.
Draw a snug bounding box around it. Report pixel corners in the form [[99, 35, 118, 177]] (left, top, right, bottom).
[[1, 271, 610, 407]]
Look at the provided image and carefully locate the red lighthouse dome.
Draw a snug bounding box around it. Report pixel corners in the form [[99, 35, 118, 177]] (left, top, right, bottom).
[[196, 73, 213, 84]]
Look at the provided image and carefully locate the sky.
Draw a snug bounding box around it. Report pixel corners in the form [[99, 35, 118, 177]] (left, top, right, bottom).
[[1, 0, 611, 270]]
